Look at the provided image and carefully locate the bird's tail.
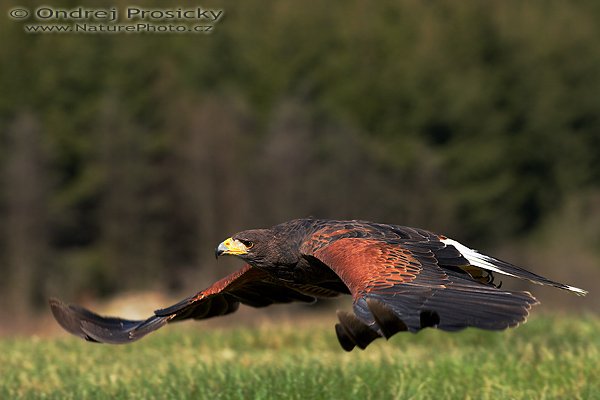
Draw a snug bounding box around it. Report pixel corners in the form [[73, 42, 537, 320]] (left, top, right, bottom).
[[441, 238, 588, 296]]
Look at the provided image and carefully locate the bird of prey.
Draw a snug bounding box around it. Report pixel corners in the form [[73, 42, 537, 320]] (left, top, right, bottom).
[[50, 219, 587, 351]]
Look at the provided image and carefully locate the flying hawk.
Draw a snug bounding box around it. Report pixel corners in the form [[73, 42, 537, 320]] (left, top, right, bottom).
[[50, 219, 586, 351]]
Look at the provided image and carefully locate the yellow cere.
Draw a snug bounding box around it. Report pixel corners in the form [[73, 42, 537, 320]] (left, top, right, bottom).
[[222, 237, 249, 255]]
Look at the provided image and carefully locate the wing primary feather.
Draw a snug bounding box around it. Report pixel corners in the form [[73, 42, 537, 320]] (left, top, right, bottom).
[[335, 323, 357, 352], [49, 298, 166, 344], [366, 298, 408, 339], [336, 310, 381, 350], [419, 310, 440, 329]]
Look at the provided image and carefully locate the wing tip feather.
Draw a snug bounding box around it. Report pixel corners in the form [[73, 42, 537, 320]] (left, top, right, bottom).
[[48, 297, 166, 344]]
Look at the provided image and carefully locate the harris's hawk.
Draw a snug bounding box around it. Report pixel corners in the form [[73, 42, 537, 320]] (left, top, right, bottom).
[[50, 219, 587, 351]]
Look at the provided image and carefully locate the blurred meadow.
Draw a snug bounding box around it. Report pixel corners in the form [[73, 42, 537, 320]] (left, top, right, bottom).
[[2, 316, 600, 399], [1, 0, 600, 398]]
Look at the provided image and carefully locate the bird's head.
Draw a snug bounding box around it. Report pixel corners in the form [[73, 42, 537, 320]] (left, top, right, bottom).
[[215, 228, 299, 268]]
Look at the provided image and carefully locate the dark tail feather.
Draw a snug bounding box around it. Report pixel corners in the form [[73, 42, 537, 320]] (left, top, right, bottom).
[[477, 254, 588, 296], [441, 238, 588, 295]]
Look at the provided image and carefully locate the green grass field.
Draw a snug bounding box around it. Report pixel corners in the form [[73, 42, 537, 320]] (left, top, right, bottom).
[[1, 315, 599, 399]]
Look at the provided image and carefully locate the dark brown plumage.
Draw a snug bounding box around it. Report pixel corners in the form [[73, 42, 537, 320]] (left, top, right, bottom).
[[50, 218, 587, 351]]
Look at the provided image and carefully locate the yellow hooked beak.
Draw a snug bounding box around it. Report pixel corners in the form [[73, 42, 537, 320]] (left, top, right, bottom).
[[215, 237, 249, 258]]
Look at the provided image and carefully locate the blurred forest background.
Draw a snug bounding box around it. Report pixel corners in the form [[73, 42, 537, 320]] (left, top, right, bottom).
[[1, 0, 599, 329]]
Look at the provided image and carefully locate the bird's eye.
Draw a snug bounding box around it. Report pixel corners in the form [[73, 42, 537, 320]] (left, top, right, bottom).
[[240, 239, 254, 249]]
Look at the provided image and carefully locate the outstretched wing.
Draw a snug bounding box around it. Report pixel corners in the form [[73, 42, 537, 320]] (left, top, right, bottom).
[[50, 264, 323, 344], [301, 224, 540, 351]]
